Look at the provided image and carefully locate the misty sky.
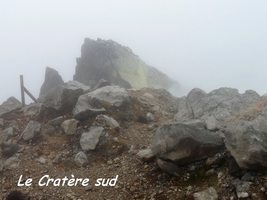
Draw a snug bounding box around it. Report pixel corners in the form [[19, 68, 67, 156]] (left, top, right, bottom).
[[0, 0, 267, 104]]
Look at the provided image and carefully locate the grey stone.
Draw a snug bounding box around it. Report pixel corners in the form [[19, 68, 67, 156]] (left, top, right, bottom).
[[224, 125, 267, 169], [39, 66, 64, 97], [152, 123, 224, 166], [176, 87, 260, 125], [73, 94, 106, 120], [40, 81, 90, 112], [73, 86, 129, 120], [80, 127, 105, 151], [0, 97, 22, 117], [22, 120, 41, 141], [61, 119, 78, 135], [74, 151, 88, 167], [174, 96, 193, 121], [193, 187, 218, 200], [82, 85, 129, 107]]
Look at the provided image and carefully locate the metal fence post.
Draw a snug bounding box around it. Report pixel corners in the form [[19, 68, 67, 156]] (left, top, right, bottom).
[[20, 75, 26, 106]]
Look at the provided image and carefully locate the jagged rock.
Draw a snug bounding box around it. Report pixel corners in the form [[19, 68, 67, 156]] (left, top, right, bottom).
[[94, 115, 120, 129], [176, 87, 260, 124], [224, 125, 267, 169], [39, 67, 64, 97], [22, 120, 41, 141], [61, 119, 78, 135], [74, 151, 88, 167], [40, 81, 90, 112], [193, 187, 218, 200], [80, 127, 105, 151], [0, 97, 22, 117], [73, 86, 129, 120], [152, 123, 224, 167], [73, 38, 178, 91]]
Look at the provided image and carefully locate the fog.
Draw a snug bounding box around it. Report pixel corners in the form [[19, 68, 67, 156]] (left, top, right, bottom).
[[0, 0, 267, 104]]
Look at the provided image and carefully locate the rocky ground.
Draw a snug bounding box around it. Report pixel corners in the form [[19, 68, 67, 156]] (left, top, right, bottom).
[[1, 85, 267, 200]]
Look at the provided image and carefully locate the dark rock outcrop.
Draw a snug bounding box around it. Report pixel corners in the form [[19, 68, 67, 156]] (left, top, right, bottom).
[[73, 38, 178, 91], [152, 123, 225, 167], [39, 67, 64, 97]]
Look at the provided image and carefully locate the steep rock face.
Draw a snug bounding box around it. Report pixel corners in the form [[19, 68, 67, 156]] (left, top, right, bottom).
[[39, 67, 64, 97], [73, 38, 178, 91]]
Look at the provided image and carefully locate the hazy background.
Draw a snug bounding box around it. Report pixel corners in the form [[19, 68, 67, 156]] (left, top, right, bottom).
[[0, 0, 267, 103]]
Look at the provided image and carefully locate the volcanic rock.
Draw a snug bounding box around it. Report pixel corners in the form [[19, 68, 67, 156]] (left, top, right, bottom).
[[40, 81, 90, 112], [152, 123, 224, 167], [73, 38, 178, 91], [39, 67, 64, 97]]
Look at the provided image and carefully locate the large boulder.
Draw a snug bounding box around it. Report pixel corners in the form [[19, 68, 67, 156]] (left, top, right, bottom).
[[0, 97, 22, 117], [224, 125, 267, 170], [73, 38, 178, 92], [152, 123, 224, 166], [39, 81, 90, 112], [73, 85, 129, 120], [39, 67, 64, 97]]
